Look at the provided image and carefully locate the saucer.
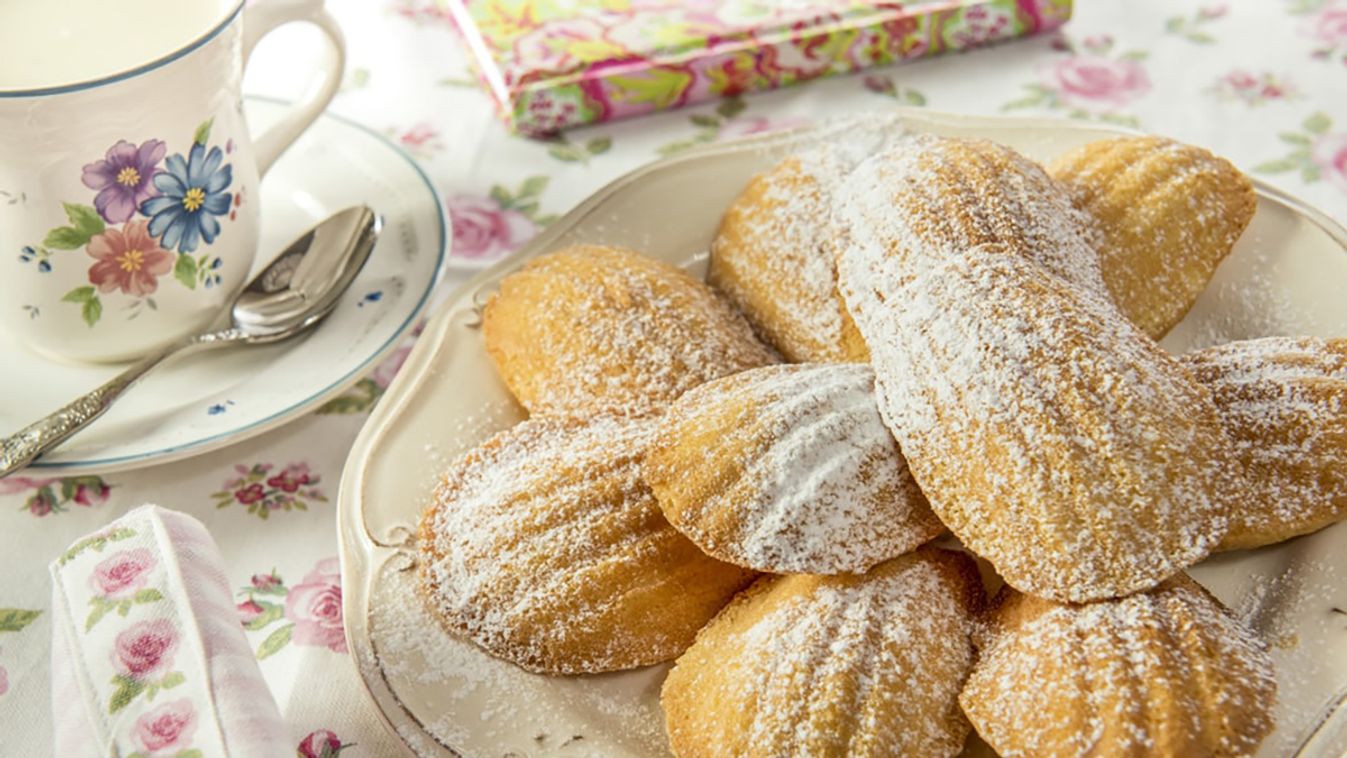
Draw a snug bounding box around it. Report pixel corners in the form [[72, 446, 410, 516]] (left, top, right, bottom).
[[0, 96, 447, 475]]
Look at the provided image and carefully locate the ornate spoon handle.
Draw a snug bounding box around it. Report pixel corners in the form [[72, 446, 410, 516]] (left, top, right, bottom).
[[0, 331, 238, 477]]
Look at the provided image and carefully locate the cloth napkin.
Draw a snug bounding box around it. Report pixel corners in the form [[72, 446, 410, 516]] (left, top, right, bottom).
[[49, 505, 291, 757]]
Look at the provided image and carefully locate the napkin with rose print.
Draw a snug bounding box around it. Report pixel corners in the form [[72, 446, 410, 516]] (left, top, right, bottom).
[[49, 505, 290, 757]]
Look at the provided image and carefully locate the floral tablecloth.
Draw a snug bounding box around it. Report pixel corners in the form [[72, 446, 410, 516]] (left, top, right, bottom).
[[3, 0, 1345, 754]]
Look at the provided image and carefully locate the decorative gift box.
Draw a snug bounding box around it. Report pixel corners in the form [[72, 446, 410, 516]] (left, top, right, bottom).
[[445, 0, 1073, 135]]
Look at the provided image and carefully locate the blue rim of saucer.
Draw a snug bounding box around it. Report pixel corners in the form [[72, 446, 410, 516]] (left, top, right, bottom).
[[0, 1, 245, 99], [25, 95, 449, 470]]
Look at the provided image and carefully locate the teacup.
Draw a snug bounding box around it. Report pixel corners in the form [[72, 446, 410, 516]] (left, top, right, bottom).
[[0, 0, 345, 363]]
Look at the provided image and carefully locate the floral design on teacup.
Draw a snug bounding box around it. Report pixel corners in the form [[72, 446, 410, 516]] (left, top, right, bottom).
[[20, 118, 237, 327]]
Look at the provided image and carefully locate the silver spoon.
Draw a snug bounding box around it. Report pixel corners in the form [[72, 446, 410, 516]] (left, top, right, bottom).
[[0, 205, 381, 477]]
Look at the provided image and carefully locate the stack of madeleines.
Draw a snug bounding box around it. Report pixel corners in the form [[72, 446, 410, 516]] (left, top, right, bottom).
[[417, 121, 1347, 757]]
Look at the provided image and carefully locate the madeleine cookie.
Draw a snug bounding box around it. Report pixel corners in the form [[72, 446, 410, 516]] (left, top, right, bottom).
[[662, 548, 984, 758], [416, 414, 756, 674], [833, 133, 1107, 296], [1050, 136, 1256, 340], [483, 244, 776, 417], [836, 236, 1235, 600], [711, 131, 1103, 363], [1184, 336, 1347, 550], [645, 363, 943, 574], [710, 144, 873, 363], [961, 576, 1277, 758]]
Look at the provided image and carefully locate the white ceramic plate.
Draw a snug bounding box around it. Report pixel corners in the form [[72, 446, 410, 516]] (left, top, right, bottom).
[[338, 109, 1347, 758], [0, 96, 446, 475]]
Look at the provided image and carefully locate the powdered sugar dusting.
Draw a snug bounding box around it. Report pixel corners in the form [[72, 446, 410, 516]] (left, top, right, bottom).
[[484, 244, 777, 416], [647, 363, 943, 574], [833, 137, 1236, 601], [1183, 336, 1347, 549], [1050, 136, 1256, 340], [663, 549, 982, 757], [962, 577, 1277, 758], [370, 555, 669, 757], [417, 413, 755, 675], [708, 116, 909, 362]]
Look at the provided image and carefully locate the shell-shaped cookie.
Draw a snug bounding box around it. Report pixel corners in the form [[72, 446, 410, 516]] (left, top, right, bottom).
[[710, 145, 872, 363], [1183, 336, 1347, 550], [1050, 136, 1256, 340], [836, 237, 1235, 602], [483, 244, 776, 417], [416, 414, 756, 674], [644, 363, 943, 574], [662, 548, 984, 758], [832, 134, 1107, 297], [960, 575, 1278, 758]]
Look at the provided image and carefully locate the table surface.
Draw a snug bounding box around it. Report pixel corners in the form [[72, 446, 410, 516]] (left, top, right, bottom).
[[4, 0, 1347, 754]]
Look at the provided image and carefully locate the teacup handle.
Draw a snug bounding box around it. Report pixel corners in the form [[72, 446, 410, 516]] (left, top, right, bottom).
[[241, 0, 346, 177]]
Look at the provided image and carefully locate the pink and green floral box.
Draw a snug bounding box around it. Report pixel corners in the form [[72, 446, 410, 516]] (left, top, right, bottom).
[[445, 0, 1074, 135]]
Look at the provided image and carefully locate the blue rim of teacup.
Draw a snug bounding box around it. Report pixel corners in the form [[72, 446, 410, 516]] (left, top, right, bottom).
[[0, 0, 245, 99], [24, 94, 450, 471]]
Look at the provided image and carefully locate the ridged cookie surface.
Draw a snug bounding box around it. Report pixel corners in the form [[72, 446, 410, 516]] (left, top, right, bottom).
[[416, 414, 756, 674], [712, 130, 1104, 363], [1184, 336, 1347, 550], [710, 144, 872, 363], [832, 133, 1106, 296], [644, 363, 943, 574], [836, 222, 1236, 600], [483, 244, 776, 416], [662, 548, 984, 758], [961, 575, 1277, 758], [1050, 136, 1256, 340]]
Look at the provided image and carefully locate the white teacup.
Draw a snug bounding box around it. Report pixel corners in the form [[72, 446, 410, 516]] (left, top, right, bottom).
[[0, 0, 344, 363]]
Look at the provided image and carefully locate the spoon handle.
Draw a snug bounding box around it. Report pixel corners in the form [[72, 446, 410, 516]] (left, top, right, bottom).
[[0, 331, 237, 477]]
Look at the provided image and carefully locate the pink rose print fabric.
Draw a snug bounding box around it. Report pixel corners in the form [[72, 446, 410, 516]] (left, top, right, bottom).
[[86, 548, 165, 632], [1300, 0, 1347, 62], [298, 728, 353, 758], [1314, 133, 1347, 193], [92, 548, 155, 599], [131, 699, 197, 757], [49, 506, 289, 757], [1045, 52, 1150, 109], [112, 619, 179, 681], [6, 474, 114, 517], [236, 556, 348, 659], [448, 194, 537, 265], [210, 462, 328, 519], [286, 558, 347, 654]]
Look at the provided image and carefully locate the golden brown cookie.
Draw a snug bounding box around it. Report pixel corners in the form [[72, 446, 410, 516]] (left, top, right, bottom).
[[835, 133, 1107, 296], [709, 146, 871, 363], [836, 225, 1236, 600], [644, 363, 943, 574], [1050, 136, 1256, 340], [416, 414, 756, 674], [960, 575, 1277, 758], [662, 548, 984, 758], [482, 244, 776, 417], [713, 133, 1105, 364], [1183, 336, 1347, 550]]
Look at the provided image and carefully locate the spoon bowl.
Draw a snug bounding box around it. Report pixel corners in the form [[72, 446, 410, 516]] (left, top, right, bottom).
[[0, 205, 380, 476]]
